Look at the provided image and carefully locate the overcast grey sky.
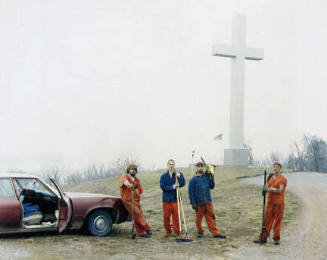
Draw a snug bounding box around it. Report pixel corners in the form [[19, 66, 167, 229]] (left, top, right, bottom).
[[1, 0, 327, 171]]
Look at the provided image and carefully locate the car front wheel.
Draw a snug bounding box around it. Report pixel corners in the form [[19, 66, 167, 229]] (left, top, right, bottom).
[[87, 210, 112, 236]]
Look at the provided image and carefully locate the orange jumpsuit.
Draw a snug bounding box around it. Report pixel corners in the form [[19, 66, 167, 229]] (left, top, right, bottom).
[[119, 174, 150, 236], [163, 202, 180, 235], [264, 174, 287, 241], [196, 202, 220, 236]]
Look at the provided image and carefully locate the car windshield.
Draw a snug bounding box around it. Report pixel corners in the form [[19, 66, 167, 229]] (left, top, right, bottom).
[[15, 178, 54, 197], [0, 179, 15, 197]]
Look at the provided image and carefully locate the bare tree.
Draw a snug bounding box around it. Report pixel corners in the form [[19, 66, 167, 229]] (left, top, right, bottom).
[[244, 143, 255, 165], [303, 134, 327, 172], [293, 142, 305, 171], [112, 155, 140, 174], [270, 151, 283, 165], [258, 134, 327, 173], [41, 166, 64, 184]]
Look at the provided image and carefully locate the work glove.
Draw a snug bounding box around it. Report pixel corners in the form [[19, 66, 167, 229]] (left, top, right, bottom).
[[191, 203, 198, 210], [173, 183, 180, 189], [262, 185, 268, 196], [129, 184, 139, 190]]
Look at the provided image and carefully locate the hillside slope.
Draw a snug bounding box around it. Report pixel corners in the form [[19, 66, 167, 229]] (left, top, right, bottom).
[[57, 166, 298, 259]]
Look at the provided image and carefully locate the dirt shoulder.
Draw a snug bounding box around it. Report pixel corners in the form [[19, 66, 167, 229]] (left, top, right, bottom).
[[227, 172, 327, 260]]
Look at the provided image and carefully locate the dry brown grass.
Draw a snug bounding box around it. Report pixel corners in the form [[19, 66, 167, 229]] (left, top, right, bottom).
[[0, 167, 298, 259]]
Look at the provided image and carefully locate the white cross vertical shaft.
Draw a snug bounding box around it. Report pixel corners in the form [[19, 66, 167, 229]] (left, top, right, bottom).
[[230, 15, 246, 149], [212, 15, 264, 150]]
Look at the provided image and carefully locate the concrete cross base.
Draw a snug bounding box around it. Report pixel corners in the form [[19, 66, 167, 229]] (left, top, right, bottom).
[[224, 149, 249, 167]]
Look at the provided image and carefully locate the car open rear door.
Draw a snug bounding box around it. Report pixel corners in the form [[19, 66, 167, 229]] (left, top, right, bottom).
[[0, 178, 23, 232], [50, 178, 72, 233]]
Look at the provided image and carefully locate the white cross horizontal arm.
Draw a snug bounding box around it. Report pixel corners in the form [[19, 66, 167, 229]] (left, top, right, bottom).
[[212, 44, 238, 58], [212, 44, 264, 60], [244, 47, 264, 60]]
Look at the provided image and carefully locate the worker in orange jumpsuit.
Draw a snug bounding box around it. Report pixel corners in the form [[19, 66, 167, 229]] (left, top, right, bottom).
[[254, 162, 287, 245], [119, 164, 152, 238]]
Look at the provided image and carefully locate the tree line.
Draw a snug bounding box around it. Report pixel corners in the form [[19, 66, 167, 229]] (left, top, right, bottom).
[[10, 134, 326, 186], [41, 156, 140, 185], [250, 134, 327, 173]]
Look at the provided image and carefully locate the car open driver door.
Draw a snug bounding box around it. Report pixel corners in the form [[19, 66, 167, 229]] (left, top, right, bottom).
[[50, 178, 72, 233]]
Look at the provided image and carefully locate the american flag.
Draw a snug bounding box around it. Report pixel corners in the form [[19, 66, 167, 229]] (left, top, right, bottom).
[[213, 134, 223, 141]]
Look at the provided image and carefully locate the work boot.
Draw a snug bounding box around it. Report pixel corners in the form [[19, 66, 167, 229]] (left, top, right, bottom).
[[164, 233, 171, 238], [139, 233, 151, 238], [214, 234, 227, 239], [274, 240, 280, 245], [253, 235, 267, 244], [197, 233, 203, 238], [253, 239, 266, 244], [253, 233, 268, 244]]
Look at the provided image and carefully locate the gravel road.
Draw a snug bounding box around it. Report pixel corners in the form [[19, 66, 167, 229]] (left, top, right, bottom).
[[0, 243, 29, 259], [228, 172, 327, 260]]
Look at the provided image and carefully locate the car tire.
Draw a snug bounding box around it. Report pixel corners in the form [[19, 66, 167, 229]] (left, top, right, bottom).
[[87, 210, 112, 236]]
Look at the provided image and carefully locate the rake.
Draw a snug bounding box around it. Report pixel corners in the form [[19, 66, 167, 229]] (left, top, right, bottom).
[[175, 173, 192, 242]]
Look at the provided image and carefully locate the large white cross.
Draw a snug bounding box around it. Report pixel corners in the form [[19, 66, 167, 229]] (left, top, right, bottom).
[[212, 15, 264, 151]]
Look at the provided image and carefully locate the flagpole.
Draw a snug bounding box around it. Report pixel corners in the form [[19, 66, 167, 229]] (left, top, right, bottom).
[[213, 133, 224, 176], [191, 150, 195, 176], [221, 136, 224, 177]]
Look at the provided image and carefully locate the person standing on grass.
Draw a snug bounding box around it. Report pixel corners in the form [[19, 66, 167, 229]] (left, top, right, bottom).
[[160, 159, 185, 237], [254, 162, 287, 245], [119, 164, 152, 238], [188, 161, 226, 239]]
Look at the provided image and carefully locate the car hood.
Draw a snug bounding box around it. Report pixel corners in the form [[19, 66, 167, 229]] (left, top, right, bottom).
[[65, 192, 120, 199]]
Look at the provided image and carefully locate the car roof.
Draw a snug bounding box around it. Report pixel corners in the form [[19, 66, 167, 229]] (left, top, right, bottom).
[[0, 172, 39, 178]]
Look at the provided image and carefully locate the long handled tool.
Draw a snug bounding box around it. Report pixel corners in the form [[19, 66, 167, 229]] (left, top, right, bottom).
[[259, 170, 267, 242], [131, 188, 137, 239], [179, 191, 190, 239], [176, 183, 182, 237], [175, 173, 192, 242]]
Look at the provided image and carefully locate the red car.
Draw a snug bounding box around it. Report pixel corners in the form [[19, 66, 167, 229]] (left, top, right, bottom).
[[0, 173, 130, 236]]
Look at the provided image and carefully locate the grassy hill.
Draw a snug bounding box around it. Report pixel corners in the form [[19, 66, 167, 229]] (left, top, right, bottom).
[[1, 167, 297, 259], [58, 166, 298, 259]]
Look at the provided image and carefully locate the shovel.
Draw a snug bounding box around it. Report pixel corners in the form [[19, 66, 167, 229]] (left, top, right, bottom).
[[131, 187, 137, 239]]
